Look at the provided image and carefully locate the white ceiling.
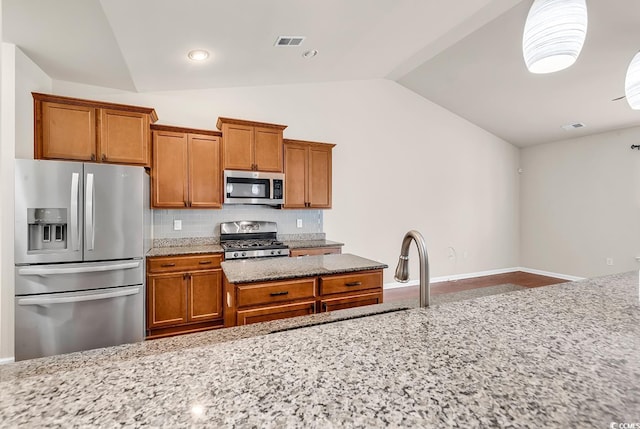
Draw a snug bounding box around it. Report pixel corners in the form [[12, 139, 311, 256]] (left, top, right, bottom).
[[3, 0, 639, 147]]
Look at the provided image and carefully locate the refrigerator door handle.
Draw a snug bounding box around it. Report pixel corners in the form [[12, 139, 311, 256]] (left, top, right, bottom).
[[70, 172, 80, 251], [18, 261, 141, 276], [85, 173, 95, 250], [17, 286, 140, 306]]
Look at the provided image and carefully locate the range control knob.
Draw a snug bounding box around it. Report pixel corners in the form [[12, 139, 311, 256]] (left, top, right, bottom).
[[270, 250, 275, 255], [233, 252, 238, 258], [241, 252, 246, 257], [276, 250, 281, 255]]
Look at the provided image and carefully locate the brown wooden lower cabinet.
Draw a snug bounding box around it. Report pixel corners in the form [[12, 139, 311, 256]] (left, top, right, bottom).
[[237, 301, 316, 326], [146, 253, 223, 338], [224, 269, 383, 327], [320, 292, 383, 312]]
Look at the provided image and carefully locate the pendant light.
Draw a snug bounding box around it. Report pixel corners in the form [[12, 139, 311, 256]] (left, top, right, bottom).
[[625, 52, 640, 110], [522, 0, 588, 74]]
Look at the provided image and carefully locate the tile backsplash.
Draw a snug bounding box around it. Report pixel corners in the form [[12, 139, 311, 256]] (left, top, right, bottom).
[[153, 205, 323, 239]]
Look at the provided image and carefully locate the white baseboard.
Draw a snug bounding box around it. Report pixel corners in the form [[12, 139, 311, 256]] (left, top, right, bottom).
[[383, 266, 582, 289], [517, 267, 584, 282], [0, 357, 15, 365]]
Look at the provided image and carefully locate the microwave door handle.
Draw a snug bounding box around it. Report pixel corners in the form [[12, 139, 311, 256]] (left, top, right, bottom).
[[70, 172, 80, 251], [85, 173, 95, 251]]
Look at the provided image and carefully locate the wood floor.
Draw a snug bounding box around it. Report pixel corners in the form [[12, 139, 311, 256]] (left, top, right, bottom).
[[384, 271, 567, 302]]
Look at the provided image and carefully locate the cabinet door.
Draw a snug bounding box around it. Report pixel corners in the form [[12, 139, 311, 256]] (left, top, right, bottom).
[[147, 273, 188, 329], [222, 123, 254, 170], [188, 134, 222, 208], [99, 109, 149, 165], [320, 292, 382, 312], [236, 301, 316, 326], [152, 131, 188, 208], [40, 102, 96, 161], [188, 271, 223, 322], [254, 127, 283, 172], [308, 145, 332, 208], [283, 143, 307, 208]]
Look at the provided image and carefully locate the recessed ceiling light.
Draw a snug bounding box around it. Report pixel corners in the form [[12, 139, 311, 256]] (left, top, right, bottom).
[[302, 49, 318, 59], [188, 50, 209, 61]]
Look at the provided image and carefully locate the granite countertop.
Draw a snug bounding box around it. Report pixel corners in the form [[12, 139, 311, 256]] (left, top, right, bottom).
[[147, 244, 224, 257], [221, 253, 387, 283], [284, 239, 344, 249], [2, 271, 638, 427], [146, 238, 342, 257]]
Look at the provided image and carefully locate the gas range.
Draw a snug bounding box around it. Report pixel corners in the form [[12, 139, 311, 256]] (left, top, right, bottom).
[[220, 221, 289, 260]]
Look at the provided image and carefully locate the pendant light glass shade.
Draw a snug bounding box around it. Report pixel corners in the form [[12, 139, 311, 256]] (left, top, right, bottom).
[[522, 0, 588, 74], [625, 52, 640, 110]]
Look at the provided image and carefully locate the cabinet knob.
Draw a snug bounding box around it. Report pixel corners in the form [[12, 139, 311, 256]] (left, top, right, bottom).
[[101, 154, 107, 162], [184, 201, 188, 207], [90, 154, 96, 161]]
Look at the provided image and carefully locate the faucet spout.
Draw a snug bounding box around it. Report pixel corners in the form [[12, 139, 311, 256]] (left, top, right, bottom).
[[394, 230, 430, 307]]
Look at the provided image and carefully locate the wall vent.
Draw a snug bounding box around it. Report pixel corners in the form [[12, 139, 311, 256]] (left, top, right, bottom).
[[561, 122, 586, 131], [274, 36, 305, 47]]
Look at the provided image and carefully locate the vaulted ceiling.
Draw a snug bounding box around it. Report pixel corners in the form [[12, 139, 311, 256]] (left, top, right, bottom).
[[3, 0, 640, 146]]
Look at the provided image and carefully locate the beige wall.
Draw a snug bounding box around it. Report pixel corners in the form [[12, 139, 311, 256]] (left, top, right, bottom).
[[0, 44, 52, 360], [520, 126, 640, 278]]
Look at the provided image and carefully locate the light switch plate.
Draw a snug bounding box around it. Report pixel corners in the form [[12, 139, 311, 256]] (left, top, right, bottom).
[[173, 219, 182, 231], [296, 219, 303, 228]]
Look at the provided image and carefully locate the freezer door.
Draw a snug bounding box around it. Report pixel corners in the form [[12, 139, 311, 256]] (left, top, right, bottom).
[[15, 259, 143, 295], [15, 284, 144, 361], [14, 159, 84, 264], [84, 163, 144, 261]]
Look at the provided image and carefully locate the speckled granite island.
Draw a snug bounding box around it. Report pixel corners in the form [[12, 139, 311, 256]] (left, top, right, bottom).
[[2, 271, 639, 427]]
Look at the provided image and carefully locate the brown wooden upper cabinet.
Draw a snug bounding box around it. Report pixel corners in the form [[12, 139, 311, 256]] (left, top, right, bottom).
[[216, 117, 287, 172], [33, 93, 157, 166], [151, 124, 222, 209], [284, 139, 335, 209]]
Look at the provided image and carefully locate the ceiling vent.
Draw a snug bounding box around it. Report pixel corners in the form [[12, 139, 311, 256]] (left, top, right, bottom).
[[561, 122, 586, 130], [274, 36, 305, 47]]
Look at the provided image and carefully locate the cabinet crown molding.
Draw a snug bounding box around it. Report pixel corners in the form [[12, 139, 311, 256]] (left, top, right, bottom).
[[151, 123, 222, 137], [32, 92, 159, 122], [283, 138, 336, 148], [216, 116, 287, 131]]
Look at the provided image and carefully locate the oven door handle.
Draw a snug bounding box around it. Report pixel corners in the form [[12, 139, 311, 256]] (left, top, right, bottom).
[[18, 286, 140, 306], [18, 261, 141, 276]]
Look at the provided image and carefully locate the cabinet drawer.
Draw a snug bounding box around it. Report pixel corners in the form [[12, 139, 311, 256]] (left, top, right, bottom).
[[289, 247, 341, 257], [237, 301, 316, 326], [236, 278, 316, 308], [319, 270, 383, 295], [320, 292, 383, 312], [147, 254, 222, 273]]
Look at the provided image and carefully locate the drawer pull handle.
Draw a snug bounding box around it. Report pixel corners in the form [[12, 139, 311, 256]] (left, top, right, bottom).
[[199, 260, 212, 265], [161, 263, 176, 267], [270, 291, 289, 297], [345, 281, 362, 287]]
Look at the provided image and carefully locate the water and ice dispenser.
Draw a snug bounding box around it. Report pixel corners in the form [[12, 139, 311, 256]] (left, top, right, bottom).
[[27, 208, 68, 251]]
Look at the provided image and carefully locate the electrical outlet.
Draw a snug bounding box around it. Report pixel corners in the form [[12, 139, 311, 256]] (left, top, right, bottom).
[[296, 219, 303, 228], [606, 257, 613, 266], [447, 247, 456, 259], [636, 256, 640, 263], [173, 219, 182, 231]]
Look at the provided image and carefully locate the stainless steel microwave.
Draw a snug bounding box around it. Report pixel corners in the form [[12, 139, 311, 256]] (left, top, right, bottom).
[[224, 170, 284, 206]]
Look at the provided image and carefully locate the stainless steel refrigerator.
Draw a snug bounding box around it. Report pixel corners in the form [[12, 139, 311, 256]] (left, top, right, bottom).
[[14, 159, 150, 361]]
